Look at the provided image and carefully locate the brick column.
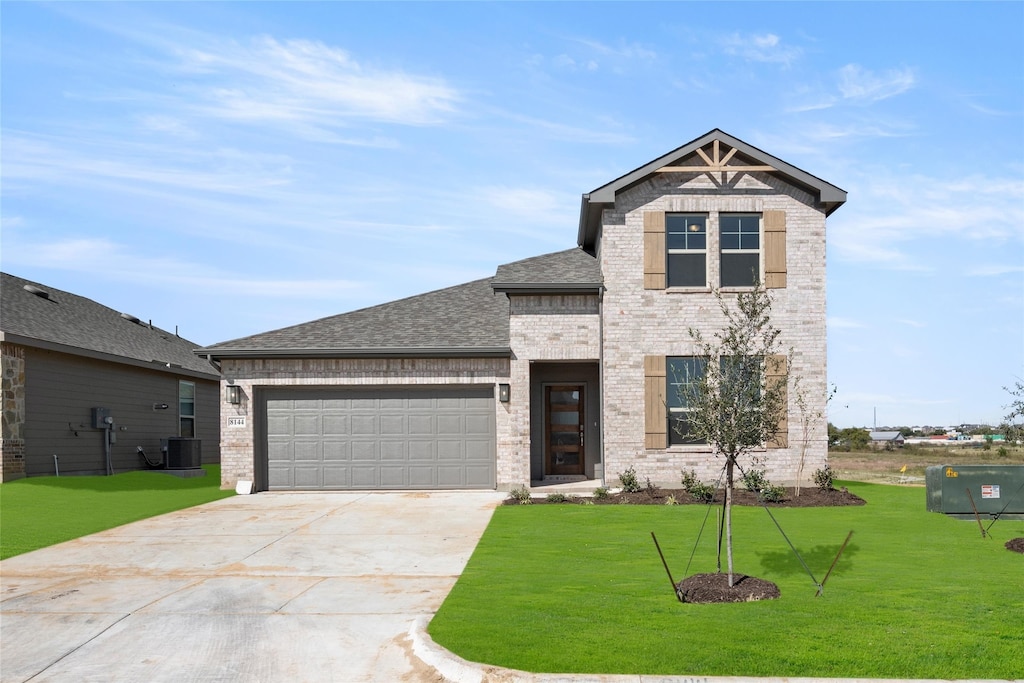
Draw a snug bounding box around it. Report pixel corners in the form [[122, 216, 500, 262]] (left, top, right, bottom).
[[1, 343, 27, 481]]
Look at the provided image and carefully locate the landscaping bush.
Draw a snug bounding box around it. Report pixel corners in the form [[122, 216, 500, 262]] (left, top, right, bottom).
[[618, 466, 642, 493], [813, 464, 835, 491]]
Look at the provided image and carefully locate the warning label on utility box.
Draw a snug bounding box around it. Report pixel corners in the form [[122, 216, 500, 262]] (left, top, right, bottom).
[[981, 485, 1000, 499]]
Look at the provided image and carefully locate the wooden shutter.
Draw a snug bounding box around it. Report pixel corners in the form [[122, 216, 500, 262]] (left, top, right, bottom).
[[766, 354, 789, 449], [643, 211, 666, 290], [644, 356, 667, 449], [764, 210, 786, 289]]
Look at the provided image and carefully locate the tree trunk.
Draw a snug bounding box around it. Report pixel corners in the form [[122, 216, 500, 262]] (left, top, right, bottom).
[[725, 455, 735, 587]]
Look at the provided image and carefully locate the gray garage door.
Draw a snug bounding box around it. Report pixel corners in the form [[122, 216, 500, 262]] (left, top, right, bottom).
[[264, 387, 496, 490]]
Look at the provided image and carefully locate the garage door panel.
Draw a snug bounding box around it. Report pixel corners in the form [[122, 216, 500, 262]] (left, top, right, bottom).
[[408, 467, 436, 486], [293, 441, 320, 461], [322, 467, 350, 487], [351, 466, 378, 487], [322, 414, 350, 436], [408, 442, 434, 460], [268, 466, 293, 488], [293, 415, 320, 436], [351, 415, 378, 435], [436, 415, 463, 435], [380, 415, 405, 435], [465, 415, 491, 435], [351, 441, 378, 461], [464, 465, 493, 487], [380, 441, 405, 460], [323, 441, 349, 461], [265, 387, 495, 490]]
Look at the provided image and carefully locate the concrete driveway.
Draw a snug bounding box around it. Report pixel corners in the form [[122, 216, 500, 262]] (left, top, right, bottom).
[[1, 491, 505, 683]]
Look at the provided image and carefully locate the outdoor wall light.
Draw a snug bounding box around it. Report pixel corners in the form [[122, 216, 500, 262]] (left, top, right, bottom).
[[226, 385, 243, 405], [498, 383, 511, 403], [152, 403, 169, 410]]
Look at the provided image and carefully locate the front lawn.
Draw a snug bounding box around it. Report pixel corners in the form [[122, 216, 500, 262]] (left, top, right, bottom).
[[429, 482, 1024, 679], [0, 465, 234, 560]]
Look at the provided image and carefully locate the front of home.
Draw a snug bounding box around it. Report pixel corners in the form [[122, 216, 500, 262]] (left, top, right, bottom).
[[199, 129, 845, 492]]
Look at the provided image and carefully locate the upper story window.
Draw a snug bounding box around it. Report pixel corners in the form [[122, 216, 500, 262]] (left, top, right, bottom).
[[666, 214, 707, 288], [720, 214, 761, 287], [179, 380, 195, 437]]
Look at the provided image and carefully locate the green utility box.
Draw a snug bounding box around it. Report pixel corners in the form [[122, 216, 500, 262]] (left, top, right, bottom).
[[925, 465, 1024, 520]]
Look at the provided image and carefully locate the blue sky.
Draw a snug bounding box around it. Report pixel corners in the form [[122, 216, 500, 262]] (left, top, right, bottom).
[[2, 2, 1022, 429]]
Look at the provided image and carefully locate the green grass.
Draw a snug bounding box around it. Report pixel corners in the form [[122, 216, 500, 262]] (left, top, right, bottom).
[[430, 482, 1024, 679], [0, 465, 234, 560]]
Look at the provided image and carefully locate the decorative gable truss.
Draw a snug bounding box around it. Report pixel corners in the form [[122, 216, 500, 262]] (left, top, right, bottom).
[[642, 139, 788, 291]]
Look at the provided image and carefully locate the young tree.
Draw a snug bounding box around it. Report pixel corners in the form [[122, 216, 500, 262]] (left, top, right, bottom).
[[1003, 380, 1024, 444], [674, 283, 789, 587]]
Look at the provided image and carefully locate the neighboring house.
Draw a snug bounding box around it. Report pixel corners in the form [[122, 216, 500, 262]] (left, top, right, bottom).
[[869, 431, 906, 449], [1, 273, 221, 480], [199, 129, 846, 492]]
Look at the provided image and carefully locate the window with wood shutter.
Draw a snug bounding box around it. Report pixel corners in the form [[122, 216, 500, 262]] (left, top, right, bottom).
[[764, 210, 786, 289], [719, 214, 761, 287], [643, 212, 666, 290], [644, 355, 667, 449], [766, 354, 788, 448]]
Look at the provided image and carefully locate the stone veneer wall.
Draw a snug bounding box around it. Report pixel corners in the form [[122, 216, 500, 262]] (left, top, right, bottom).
[[507, 294, 602, 486], [1, 343, 27, 481], [218, 357, 511, 490], [599, 172, 829, 487]]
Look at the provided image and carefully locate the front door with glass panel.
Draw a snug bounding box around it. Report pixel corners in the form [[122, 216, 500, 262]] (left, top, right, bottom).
[[545, 385, 584, 476]]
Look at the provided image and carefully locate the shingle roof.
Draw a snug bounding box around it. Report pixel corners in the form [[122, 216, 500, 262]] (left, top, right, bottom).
[[492, 248, 602, 293], [201, 249, 604, 359], [0, 272, 219, 378], [201, 277, 511, 358]]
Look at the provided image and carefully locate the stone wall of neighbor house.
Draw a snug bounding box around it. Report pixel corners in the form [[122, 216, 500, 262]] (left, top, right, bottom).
[[218, 357, 512, 490], [507, 294, 602, 487], [1, 343, 27, 481], [600, 171, 829, 487]]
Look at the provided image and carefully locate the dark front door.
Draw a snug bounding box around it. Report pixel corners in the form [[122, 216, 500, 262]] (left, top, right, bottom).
[[545, 385, 584, 476]]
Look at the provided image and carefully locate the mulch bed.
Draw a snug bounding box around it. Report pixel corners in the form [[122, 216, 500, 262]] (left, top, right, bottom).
[[506, 486, 866, 507], [676, 572, 780, 603], [1006, 538, 1024, 554]]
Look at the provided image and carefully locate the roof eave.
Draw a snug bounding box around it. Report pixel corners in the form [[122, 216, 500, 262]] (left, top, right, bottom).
[[491, 283, 603, 295], [197, 346, 513, 361], [2, 332, 220, 380]]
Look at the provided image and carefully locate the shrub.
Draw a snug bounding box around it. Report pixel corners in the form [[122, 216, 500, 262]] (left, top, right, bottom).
[[593, 486, 609, 500], [761, 484, 786, 503], [664, 495, 678, 506], [618, 466, 642, 493], [644, 477, 659, 495], [813, 465, 835, 491], [742, 468, 770, 492], [509, 486, 532, 504], [998, 446, 1009, 458], [545, 493, 567, 504], [681, 470, 715, 503]]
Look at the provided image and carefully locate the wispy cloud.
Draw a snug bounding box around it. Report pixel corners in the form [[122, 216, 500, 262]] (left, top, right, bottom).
[[787, 64, 916, 112], [720, 32, 801, 66], [4, 235, 364, 300], [830, 172, 1024, 268], [177, 35, 461, 128], [897, 319, 927, 328], [837, 64, 915, 103], [967, 264, 1024, 277], [828, 317, 868, 329]]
